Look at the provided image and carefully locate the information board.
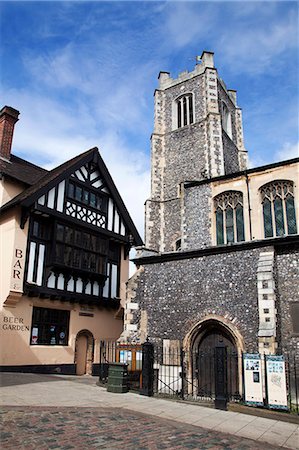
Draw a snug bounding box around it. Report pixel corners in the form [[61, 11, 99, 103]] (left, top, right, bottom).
[[266, 355, 288, 410], [243, 353, 263, 406]]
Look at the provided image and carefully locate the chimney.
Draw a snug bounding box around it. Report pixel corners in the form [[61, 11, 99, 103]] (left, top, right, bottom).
[[0, 106, 20, 160]]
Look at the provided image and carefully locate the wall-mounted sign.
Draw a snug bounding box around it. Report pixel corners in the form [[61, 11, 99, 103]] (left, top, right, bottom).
[[266, 355, 288, 410], [243, 353, 263, 406], [11, 247, 25, 292], [2, 316, 29, 332]]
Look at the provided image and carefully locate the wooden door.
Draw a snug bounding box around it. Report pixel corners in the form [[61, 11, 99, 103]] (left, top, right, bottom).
[[196, 330, 238, 400], [76, 334, 88, 375]]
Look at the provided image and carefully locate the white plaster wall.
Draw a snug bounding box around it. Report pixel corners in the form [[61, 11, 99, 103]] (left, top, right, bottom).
[[0, 297, 123, 366]]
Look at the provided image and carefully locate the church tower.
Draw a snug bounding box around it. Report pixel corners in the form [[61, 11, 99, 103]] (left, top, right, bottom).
[[145, 51, 248, 253]]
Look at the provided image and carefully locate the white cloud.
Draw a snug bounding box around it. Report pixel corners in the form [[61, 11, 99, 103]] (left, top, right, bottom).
[[274, 141, 299, 162], [162, 3, 216, 49], [248, 141, 299, 169], [161, 2, 298, 76], [8, 88, 150, 240]]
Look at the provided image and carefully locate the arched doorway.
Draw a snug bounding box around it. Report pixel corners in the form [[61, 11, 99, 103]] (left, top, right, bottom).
[[75, 330, 94, 375], [185, 317, 243, 401]]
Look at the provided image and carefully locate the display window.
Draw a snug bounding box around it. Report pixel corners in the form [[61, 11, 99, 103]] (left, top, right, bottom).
[[30, 307, 70, 346]]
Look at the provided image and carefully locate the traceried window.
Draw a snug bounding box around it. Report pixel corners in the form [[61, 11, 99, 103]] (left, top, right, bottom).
[[214, 191, 245, 245], [260, 180, 297, 238], [176, 94, 194, 128]]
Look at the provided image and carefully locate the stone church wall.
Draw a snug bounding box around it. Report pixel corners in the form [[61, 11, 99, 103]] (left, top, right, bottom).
[[222, 131, 240, 174], [276, 246, 299, 355], [132, 246, 271, 352], [183, 184, 212, 250], [165, 123, 208, 198]]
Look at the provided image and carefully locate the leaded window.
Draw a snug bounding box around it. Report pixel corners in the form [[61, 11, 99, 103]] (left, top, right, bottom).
[[260, 180, 297, 238], [54, 223, 108, 274], [177, 94, 194, 128], [214, 191, 245, 245], [67, 180, 107, 213]]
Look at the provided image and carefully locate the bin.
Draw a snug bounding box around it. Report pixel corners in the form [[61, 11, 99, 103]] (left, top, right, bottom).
[[107, 362, 128, 393]]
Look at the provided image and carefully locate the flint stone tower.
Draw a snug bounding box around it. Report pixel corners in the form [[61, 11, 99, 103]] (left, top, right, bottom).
[[146, 51, 247, 253]]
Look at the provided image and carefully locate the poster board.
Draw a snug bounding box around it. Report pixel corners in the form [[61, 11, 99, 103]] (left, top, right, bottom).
[[243, 353, 263, 406], [265, 355, 288, 410]]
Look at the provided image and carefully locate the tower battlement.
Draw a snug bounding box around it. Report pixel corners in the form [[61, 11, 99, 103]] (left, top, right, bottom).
[[158, 51, 215, 90]]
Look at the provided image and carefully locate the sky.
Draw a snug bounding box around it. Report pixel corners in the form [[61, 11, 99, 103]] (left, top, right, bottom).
[[1, 0, 298, 242]]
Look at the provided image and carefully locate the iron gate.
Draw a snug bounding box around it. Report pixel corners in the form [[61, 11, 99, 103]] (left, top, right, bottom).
[[151, 343, 241, 404]]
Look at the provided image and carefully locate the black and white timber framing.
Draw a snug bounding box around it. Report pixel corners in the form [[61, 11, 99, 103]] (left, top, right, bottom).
[[1, 147, 143, 306]]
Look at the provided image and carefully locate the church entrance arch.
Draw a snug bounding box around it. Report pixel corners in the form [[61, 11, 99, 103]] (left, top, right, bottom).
[[185, 317, 243, 401], [75, 330, 94, 375]]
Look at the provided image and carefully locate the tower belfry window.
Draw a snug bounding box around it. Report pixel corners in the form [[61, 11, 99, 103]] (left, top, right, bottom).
[[260, 180, 297, 238], [214, 191, 245, 245], [221, 101, 232, 138], [176, 94, 194, 128]]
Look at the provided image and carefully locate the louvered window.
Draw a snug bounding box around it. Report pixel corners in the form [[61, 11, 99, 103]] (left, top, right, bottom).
[[214, 191, 245, 245], [260, 181, 297, 238], [176, 94, 194, 128]]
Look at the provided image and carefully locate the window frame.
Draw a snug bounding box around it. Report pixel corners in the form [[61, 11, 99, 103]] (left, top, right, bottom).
[[53, 222, 108, 275], [175, 93, 194, 129], [214, 191, 245, 245], [260, 180, 297, 238], [221, 101, 232, 139], [67, 180, 108, 215], [30, 306, 70, 346]]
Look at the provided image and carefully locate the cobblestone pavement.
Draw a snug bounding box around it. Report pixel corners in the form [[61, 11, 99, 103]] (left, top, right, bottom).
[[0, 406, 282, 450]]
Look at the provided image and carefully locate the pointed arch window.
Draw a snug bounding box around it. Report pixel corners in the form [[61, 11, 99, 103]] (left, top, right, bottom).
[[214, 191, 245, 245], [176, 94, 194, 128], [221, 101, 232, 138], [260, 180, 297, 238]]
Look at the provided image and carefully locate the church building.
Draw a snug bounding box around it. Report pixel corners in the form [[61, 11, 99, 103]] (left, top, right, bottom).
[[0, 106, 142, 375], [120, 51, 299, 397]]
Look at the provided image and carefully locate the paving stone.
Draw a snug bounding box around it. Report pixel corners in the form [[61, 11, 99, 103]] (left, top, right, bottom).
[[0, 406, 282, 450]]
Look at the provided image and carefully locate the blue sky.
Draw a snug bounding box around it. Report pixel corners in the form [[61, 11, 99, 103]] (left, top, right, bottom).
[[1, 1, 298, 239]]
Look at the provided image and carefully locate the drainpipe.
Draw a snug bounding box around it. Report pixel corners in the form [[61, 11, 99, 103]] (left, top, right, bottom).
[[245, 171, 253, 241]]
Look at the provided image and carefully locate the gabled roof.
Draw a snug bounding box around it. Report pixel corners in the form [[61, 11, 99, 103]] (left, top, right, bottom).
[[0, 154, 47, 186], [1, 147, 143, 246]]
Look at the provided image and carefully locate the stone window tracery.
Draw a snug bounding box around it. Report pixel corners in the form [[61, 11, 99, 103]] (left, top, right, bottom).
[[214, 191, 245, 245], [176, 94, 194, 128], [260, 180, 297, 238]]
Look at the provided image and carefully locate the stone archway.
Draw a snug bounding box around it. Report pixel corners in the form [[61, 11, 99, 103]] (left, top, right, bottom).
[[74, 330, 94, 375], [184, 315, 244, 399]]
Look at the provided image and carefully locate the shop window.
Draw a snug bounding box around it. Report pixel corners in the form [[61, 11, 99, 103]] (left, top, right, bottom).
[[30, 307, 70, 346], [214, 191, 245, 245], [176, 94, 194, 129], [260, 180, 297, 238]]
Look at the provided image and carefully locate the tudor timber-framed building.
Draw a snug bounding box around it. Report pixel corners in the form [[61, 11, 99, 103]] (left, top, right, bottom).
[[120, 51, 299, 396], [0, 105, 142, 375]]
